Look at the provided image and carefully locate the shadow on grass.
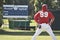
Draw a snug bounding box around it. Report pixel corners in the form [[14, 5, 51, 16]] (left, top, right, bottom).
[[0, 29, 60, 36]]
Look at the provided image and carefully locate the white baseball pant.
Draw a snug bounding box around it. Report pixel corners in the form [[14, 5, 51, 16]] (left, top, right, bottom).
[[32, 23, 56, 40]]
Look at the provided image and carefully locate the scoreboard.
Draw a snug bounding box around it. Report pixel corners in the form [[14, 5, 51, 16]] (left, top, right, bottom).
[[3, 5, 28, 18]]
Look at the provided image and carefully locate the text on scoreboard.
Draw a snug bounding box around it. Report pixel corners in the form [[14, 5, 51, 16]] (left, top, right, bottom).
[[3, 5, 28, 18]]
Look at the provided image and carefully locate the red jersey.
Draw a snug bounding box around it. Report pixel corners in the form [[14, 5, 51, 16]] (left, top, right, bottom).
[[34, 11, 55, 24]]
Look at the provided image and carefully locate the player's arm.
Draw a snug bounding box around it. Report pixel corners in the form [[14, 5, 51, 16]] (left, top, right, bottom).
[[49, 17, 55, 25], [34, 12, 40, 24], [49, 12, 55, 25]]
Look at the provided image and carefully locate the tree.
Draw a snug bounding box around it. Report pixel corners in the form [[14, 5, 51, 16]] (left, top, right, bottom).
[[0, 0, 3, 27], [28, 0, 34, 18], [34, 0, 42, 13]]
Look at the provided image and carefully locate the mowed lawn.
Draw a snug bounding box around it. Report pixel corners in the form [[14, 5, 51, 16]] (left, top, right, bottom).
[[0, 35, 60, 40], [0, 29, 60, 40], [0, 19, 60, 40]]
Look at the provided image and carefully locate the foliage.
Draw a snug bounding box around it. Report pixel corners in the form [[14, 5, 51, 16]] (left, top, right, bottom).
[[0, 0, 3, 27], [3, 0, 60, 19]]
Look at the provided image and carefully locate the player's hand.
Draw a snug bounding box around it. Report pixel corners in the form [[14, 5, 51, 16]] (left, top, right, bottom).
[[48, 23, 51, 26], [37, 24, 41, 29]]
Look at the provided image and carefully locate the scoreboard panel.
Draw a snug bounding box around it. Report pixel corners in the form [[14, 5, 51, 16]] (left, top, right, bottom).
[[3, 5, 28, 18]]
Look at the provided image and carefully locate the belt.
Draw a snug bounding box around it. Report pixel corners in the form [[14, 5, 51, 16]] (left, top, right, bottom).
[[40, 22, 49, 24]]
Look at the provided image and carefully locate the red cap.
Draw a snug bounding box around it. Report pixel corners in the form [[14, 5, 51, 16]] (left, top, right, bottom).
[[42, 4, 48, 12]]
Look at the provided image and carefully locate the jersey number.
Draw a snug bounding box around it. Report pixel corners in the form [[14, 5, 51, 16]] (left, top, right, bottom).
[[40, 12, 48, 17]]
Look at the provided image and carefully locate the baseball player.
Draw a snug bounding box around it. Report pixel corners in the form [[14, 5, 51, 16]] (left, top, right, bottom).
[[32, 4, 56, 40]]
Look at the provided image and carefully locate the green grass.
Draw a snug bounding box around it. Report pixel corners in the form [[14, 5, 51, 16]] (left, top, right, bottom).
[[0, 29, 60, 40], [0, 35, 60, 40], [1, 19, 60, 40]]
